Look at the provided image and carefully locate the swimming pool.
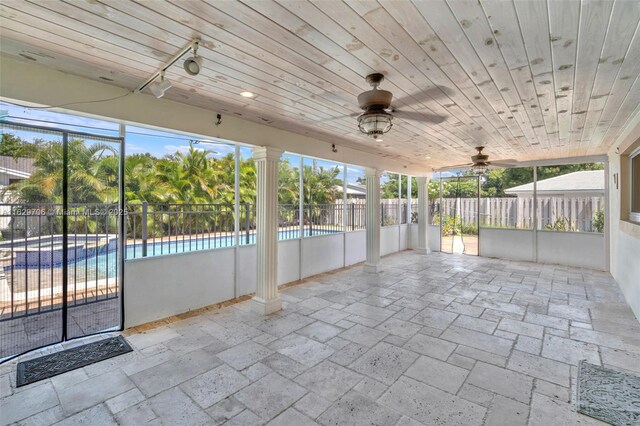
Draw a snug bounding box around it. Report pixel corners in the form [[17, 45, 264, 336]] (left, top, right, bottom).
[[3, 228, 340, 276]]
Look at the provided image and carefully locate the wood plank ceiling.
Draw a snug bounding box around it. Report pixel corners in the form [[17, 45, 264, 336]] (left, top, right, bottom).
[[1, 0, 639, 169]]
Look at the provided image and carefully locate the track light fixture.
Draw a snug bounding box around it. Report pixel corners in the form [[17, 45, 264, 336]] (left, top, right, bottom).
[[135, 38, 202, 97], [149, 71, 172, 98], [183, 40, 203, 76]]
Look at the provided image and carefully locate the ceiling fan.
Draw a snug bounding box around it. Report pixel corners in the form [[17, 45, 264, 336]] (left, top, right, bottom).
[[355, 73, 446, 141], [439, 146, 517, 175]]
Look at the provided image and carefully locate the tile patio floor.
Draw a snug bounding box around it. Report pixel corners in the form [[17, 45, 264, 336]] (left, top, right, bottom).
[[2, 251, 640, 425]]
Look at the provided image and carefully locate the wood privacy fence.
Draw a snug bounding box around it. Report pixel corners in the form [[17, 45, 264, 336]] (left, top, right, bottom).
[[436, 196, 604, 232], [326, 196, 603, 232], [334, 199, 408, 226]]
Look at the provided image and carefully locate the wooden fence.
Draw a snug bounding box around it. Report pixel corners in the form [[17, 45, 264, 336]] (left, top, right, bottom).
[[327, 196, 604, 232], [436, 196, 604, 232]]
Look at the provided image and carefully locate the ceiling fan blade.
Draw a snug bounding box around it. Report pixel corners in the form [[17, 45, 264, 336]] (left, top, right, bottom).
[[392, 109, 446, 124], [323, 112, 360, 121], [437, 162, 473, 171], [393, 85, 454, 106], [488, 159, 518, 168]]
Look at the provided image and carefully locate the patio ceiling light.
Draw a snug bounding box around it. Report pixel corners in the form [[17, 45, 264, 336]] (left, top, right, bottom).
[[183, 40, 203, 76], [357, 109, 393, 141], [149, 71, 172, 98], [135, 38, 202, 97], [471, 162, 488, 175]]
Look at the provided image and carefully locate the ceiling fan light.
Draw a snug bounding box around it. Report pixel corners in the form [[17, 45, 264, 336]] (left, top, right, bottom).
[[471, 163, 488, 175], [357, 110, 393, 138]]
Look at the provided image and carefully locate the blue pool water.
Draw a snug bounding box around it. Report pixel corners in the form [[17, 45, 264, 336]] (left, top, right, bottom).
[[126, 228, 338, 259], [7, 228, 340, 279]]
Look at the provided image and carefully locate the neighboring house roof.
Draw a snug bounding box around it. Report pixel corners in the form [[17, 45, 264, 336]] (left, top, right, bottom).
[[334, 183, 366, 196], [505, 170, 604, 194], [0, 156, 35, 179]]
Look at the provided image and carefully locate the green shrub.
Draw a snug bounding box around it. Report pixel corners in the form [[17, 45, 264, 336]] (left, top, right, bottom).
[[592, 210, 604, 233], [432, 213, 461, 236], [544, 217, 574, 232], [461, 222, 478, 235]]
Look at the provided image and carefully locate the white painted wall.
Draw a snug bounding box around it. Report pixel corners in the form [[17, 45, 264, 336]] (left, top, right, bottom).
[[122, 228, 397, 327], [124, 248, 235, 328], [479, 228, 605, 270], [278, 239, 300, 285], [345, 231, 366, 266], [479, 228, 535, 262], [381, 226, 400, 256], [608, 126, 640, 320], [614, 230, 640, 319], [399, 225, 409, 251], [301, 234, 345, 278], [537, 231, 605, 270], [429, 225, 441, 252], [236, 245, 257, 297]]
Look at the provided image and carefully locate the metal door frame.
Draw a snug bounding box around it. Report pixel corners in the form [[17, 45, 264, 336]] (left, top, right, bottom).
[[0, 120, 125, 361], [438, 174, 480, 256]]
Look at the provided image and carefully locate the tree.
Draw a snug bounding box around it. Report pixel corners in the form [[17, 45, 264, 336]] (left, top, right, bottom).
[[0, 133, 42, 158], [7, 139, 117, 204], [381, 174, 418, 199], [302, 165, 341, 205], [278, 159, 299, 205], [237, 157, 257, 204]]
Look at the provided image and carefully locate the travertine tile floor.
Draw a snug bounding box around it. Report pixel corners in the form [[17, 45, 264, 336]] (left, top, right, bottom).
[[2, 251, 640, 425]]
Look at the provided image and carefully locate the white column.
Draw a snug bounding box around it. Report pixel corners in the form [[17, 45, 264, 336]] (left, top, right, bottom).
[[364, 167, 381, 273], [252, 146, 283, 314], [407, 176, 412, 224], [416, 176, 431, 254]]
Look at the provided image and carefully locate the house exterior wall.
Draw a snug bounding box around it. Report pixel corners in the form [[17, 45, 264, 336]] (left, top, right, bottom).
[[608, 131, 640, 321]]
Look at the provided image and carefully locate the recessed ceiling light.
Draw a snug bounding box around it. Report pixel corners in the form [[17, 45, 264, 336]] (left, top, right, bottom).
[[425, 156, 431, 159], [240, 91, 255, 98]]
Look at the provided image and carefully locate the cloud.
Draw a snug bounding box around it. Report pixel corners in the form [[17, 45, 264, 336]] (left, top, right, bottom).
[[125, 144, 146, 153], [163, 144, 206, 154], [197, 142, 234, 156]]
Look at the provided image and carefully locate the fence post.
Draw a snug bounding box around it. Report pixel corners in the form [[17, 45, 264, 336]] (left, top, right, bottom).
[[141, 202, 148, 257], [308, 205, 313, 237], [245, 203, 250, 244], [351, 203, 355, 231]]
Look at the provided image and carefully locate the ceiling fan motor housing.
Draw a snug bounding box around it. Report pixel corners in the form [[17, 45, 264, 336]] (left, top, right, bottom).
[[471, 146, 489, 164], [357, 73, 393, 139], [357, 89, 393, 111]]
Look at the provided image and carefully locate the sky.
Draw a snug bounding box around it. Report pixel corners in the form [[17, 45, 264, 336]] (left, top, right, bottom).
[[0, 101, 384, 184]]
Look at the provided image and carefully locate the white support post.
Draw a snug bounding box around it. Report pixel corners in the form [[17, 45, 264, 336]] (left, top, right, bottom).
[[234, 145, 240, 298], [397, 174, 402, 225], [407, 176, 412, 224], [252, 146, 283, 315], [533, 166, 538, 263], [416, 176, 431, 254], [364, 167, 381, 273]]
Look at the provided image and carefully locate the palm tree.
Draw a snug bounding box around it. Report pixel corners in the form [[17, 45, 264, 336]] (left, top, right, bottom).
[[5, 139, 118, 234], [302, 165, 341, 205], [7, 139, 117, 204]]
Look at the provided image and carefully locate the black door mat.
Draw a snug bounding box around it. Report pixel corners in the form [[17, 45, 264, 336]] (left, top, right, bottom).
[[576, 360, 640, 425], [16, 336, 132, 387]]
